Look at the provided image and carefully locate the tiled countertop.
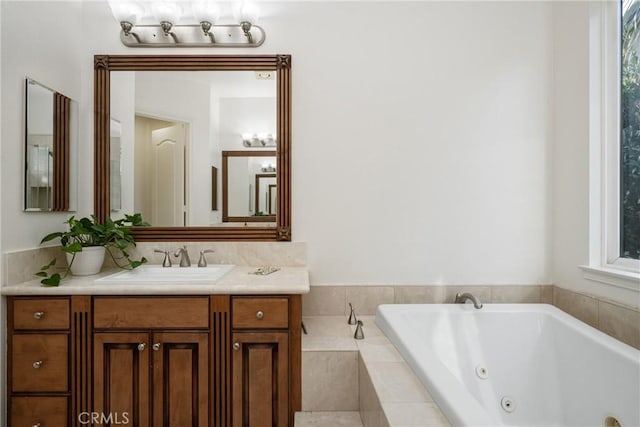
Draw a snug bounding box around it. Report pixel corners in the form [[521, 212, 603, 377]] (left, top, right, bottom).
[[0, 266, 309, 295]]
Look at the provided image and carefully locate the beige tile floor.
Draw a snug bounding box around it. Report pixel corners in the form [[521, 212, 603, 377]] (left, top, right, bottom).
[[295, 411, 364, 427]]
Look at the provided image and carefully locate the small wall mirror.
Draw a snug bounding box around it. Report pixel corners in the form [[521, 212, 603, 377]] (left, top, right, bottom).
[[222, 150, 276, 223], [24, 77, 78, 211], [95, 55, 292, 241]]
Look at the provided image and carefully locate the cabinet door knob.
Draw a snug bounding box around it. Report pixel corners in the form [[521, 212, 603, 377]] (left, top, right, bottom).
[[152, 343, 161, 351], [233, 342, 240, 351], [32, 360, 43, 369], [33, 311, 44, 320], [137, 343, 146, 352], [256, 311, 264, 319]]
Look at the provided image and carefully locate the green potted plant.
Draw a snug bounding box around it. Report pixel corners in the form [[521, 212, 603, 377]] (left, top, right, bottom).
[[36, 213, 149, 287]]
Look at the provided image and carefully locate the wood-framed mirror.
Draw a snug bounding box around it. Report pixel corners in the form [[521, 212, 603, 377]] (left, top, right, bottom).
[[221, 150, 276, 223], [94, 55, 291, 241]]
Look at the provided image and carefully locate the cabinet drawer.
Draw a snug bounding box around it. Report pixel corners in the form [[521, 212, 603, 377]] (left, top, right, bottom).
[[232, 297, 288, 329], [13, 298, 69, 330], [11, 396, 68, 427], [94, 297, 209, 329], [12, 334, 68, 392]]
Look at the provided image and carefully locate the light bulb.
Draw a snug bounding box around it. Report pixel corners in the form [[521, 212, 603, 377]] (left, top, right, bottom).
[[152, 2, 182, 24], [193, 1, 220, 24], [108, 0, 143, 25], [234, 1, 260, 23]]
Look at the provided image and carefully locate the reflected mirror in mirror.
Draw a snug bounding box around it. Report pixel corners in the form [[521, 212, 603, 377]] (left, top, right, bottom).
[[110, 118, 122, 211], [222, 151, 276, 223], [109, 70, 276, 227], [24, 77, 78, 211]]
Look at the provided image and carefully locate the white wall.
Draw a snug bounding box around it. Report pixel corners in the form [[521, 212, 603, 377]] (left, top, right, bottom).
[[219, 97, 277, 150], [26, 83, 53, 135], [134, 72, 211, 226], [1, 1, 83, 250], [3, 1, 557, 289], [110, 71, 135, 217], [275, 2, 554, 285]]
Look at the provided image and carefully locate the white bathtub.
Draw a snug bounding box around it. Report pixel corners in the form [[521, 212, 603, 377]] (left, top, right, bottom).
[[375, 304, 640, 427]]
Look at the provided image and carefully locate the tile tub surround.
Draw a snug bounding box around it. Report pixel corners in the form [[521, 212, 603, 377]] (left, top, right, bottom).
[[3, 241, 307, 286], [553, 286, 640, 349], [303, 285, 639, 349], [303, 284, 555, 316], [301, 316, 359, 412], [301, 315, 450, 427]]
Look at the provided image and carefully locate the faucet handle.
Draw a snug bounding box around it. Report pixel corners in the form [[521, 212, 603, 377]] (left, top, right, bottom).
[[354, 320, 364, 340], [198, 249, 215, 267], [154, 249, 172, 267], [347, 302, 357, 325]]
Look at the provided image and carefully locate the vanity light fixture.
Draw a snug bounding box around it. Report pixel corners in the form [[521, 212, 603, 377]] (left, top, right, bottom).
[[261, 164, 276, 173], [242, 133, 276, 147], [108, 1, 265, 48], [109, 1, 143, 41], [234, 1, 260, 44], [152, 2, 182, 39]]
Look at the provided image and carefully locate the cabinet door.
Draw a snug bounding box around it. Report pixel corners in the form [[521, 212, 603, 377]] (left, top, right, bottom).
[[93, 332, 150, 427], [232, 332, 288, 427], [152, 332, 209, 427]]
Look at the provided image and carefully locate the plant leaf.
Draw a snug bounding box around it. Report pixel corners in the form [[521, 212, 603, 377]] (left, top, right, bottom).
[[40, 258, 57, 270], [40, 231, 63, 244], [41, 274, 61, 287]]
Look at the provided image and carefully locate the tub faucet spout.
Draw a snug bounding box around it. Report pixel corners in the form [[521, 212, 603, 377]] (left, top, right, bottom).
[[455, 292, 483, 309]]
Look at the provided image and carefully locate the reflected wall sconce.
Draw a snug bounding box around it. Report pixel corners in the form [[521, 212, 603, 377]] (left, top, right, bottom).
[[108, 1, 265, 48], [242, 133, 276, 148], [261, 164, 276, 173]]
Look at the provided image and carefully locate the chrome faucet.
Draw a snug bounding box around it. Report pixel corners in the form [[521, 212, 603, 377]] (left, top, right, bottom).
[[197, 249, 215, 267], [354, 320, 364, 340], [174, 246, 191, 267], [154, 249, 172, 267], [455, 292, 483, 309]]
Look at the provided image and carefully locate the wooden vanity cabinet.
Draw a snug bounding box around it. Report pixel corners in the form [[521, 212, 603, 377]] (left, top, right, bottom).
[[7, 297, 72, 427], [231, 296, 294, 427], [92, 297, 210, 427], [7, 294, 301, 427]]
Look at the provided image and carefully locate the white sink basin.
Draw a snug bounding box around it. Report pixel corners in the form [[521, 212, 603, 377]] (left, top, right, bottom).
[[95, 265, 235, 284]]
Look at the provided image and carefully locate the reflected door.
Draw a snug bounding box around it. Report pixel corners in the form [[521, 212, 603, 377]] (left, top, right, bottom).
[[152, 124, 186, 226]]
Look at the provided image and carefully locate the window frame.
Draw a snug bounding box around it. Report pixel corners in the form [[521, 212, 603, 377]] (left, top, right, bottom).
[[582, 0, 640, 292], [608, 0, 640, 271]]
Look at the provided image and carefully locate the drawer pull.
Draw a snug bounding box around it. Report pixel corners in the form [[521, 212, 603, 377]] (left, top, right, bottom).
[[137, 343, 146, 352], [32, 424, 41, 427], [32, 360, 43, 369], [152, 343, 161, 351], [33, 311, 44, 320], [233, 342, 240, 351], [256, 311, 264, 319]]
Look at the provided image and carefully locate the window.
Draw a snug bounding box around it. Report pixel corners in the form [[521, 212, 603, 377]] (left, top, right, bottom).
[[581, 1, 639, 289], [621, 0, 640, 262]]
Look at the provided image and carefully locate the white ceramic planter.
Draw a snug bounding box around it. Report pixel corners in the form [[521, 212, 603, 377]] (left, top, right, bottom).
[[66, 246, 106, 276]]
